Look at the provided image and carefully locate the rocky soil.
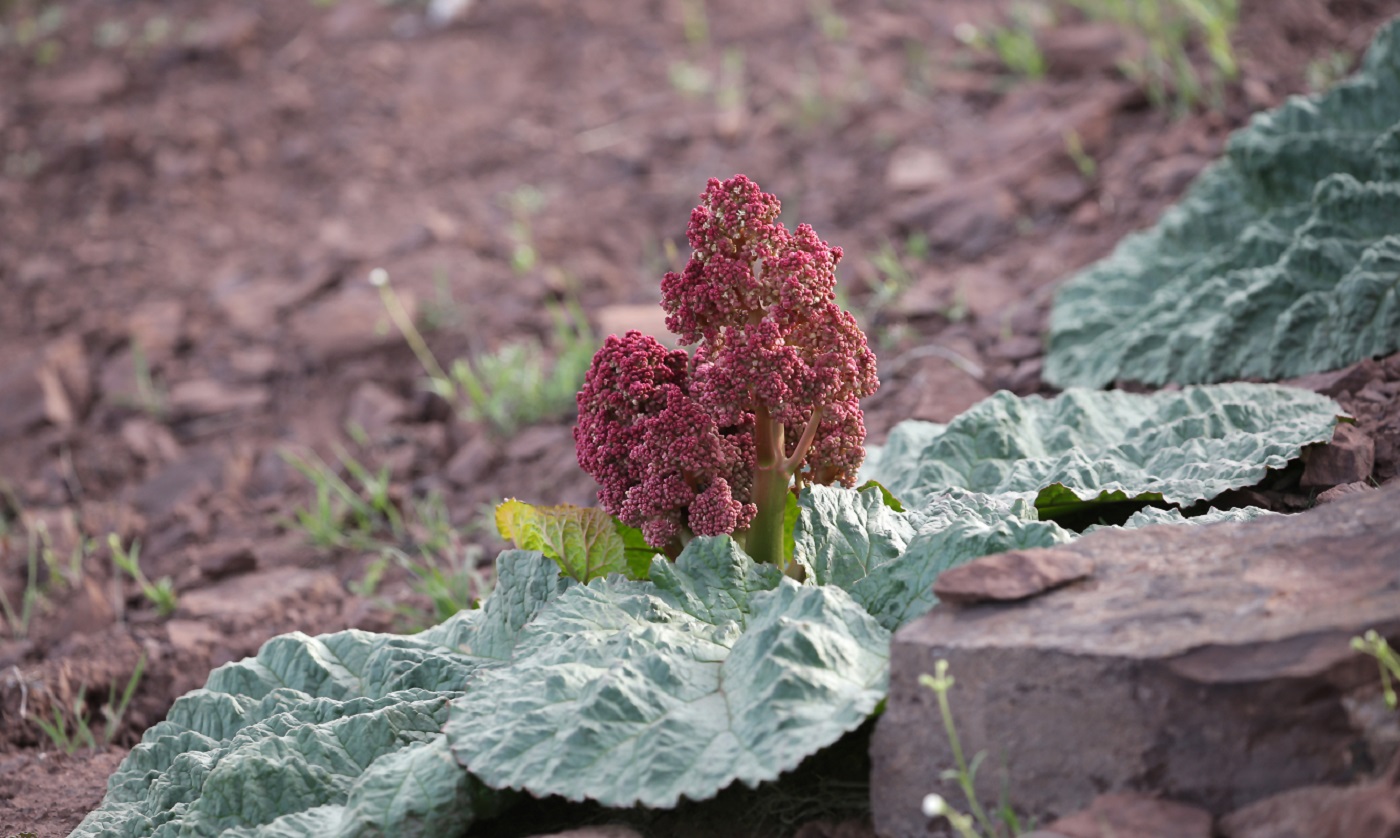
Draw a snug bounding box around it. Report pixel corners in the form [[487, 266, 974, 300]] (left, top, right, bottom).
[[2, 0, 1399, 835]]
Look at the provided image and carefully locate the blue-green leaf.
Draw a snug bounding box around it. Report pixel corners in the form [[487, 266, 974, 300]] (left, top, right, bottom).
[[861, 384, 1339, 515], [794, 485, 1073, 631], [1046, 18, 1400, 387], [70, 551, 571, 838], [1084, 504, 1280, 534], [444, 536, 888, 809]]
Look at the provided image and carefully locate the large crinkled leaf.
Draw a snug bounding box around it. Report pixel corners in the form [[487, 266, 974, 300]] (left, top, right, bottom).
[[439, 547, 575, 662], [1046, 17, 1400, 387], [794, 485, 1074, 631], [70, 550, 572, 838], [444, 536, 889, 809], [1083, 504, 1280, 535], [221, 737, 499, 838], [860, 384, 1339, 515], [72, 668, 487, 837]]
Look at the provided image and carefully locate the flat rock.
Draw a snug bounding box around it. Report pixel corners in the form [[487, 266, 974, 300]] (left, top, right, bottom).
[[933, 549, 1094, 604], [525, 827, 644, 838], [1019, 167, 1091, 213], [187, 9, 260, 54], [120, 417, 183, 465], [1006, 356, 1045, 395], [1302, 422, 1376, 488], [165, 619, 223, 656], [445, 433, 502, 488], [168, 378, 270, 419], [1142, 154, 1210, 198], [228, 346, 281, 381], [127, 448, 225, 522], [345, 381, 410, 439], [872, 482, 1400, 838], [885, 146, 953, 192], [1219, 756, 1400, 838], [1284, 357, 1384, 398], [29, 59, 128, 106], [197, 541, 257, 580], [127, 299, 187, 362], [0, 336, 89, 440], [507, 424, 574, 464], [178, 567, 346, 647], [213, 274, 284, 335], [907, 353, 991, 425], [1039, 23, 1128, 77], [958, 270, 1022, 326], [37, 576, 116, 649], [988, 334, 1043, 363], [290, 285, 416, 363], [1317, 480, 1376, 505], [897, 181, 1019, 260], [594, 304, 675, 346], [1046, 792, 1212, 838], [44, 333, 92, 419]]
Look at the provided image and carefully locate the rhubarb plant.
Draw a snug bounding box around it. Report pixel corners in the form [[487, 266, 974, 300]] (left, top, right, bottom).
[[573, 175, 878, 575], [76, 175, 1350, 837]]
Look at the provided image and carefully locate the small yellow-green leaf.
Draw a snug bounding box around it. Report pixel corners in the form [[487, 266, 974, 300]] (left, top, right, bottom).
[[856, 479, 905, 512], [613, 520, 656, 580], [495, 500, 639, 583]]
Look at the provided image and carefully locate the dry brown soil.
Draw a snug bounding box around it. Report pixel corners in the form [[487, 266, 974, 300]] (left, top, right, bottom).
[[2, 0, 1399, 835]]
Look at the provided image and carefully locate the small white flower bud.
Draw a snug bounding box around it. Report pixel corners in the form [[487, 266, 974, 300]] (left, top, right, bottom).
[[369, 268, 389, 287], [922, 793, 948, 818]]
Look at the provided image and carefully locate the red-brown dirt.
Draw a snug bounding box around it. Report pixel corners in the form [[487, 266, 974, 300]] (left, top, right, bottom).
[[2, 0, 1399, 835]]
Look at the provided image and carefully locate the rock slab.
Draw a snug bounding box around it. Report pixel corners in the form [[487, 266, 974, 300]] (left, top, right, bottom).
[[1218, 754, 1400, 838], [933, 549, 1094, 604], [871, 483, 1400, 838]]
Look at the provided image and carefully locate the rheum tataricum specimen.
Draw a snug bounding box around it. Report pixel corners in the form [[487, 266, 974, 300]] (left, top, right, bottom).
[[575, 175, 878, 573]]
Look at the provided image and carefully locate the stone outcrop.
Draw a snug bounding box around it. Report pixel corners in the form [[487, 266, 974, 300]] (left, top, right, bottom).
[[1218, 753, 1400, 838], [872, 483, 1400, 838]]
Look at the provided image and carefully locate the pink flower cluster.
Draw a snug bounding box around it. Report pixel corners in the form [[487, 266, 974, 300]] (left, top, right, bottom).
[[573, 331, 755, 548], [576, 175, 879, 549], [668, 176, 878, 481]]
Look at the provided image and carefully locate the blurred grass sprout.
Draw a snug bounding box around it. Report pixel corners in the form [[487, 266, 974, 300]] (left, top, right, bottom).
[[108, 535, 177, 618], [30, 653, 146, 754], [952, 0, 1238, 113], [1066, 0, 1238, 114], [284, 447, 494, 631], [372, 267, 595, 435], [1354, 630, 1400, 709], [0, 526, 42, 639], [282, 446, 404, 550], [919, 661, 1028, 837], [955, 3, 1050, 81]]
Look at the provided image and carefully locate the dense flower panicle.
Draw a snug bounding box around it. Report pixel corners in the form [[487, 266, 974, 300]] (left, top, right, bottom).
[[685, 175, 785, 263], [575, 330, 755, 549], [663, 177, 876, 397], [578, 175, 879, 552], [771, 222, 841, 313], [791, 396, 867, 487], [574, 331, 690, 515], [662, 175, 794, 344], [688, 478, 746, 536]]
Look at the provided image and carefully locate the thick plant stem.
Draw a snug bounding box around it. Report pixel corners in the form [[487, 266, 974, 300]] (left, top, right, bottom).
[[746, 406, 789, 569], [746, 406, 825, 575]]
